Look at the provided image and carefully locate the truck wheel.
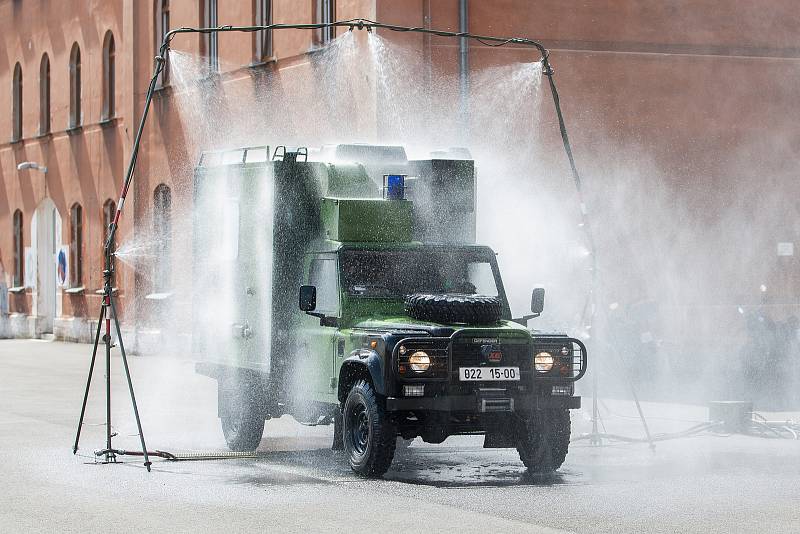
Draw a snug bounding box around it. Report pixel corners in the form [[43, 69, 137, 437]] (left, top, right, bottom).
[[515, 409, 571, 473], [219, 378, 265, 452], [342, 379, 397, 477]]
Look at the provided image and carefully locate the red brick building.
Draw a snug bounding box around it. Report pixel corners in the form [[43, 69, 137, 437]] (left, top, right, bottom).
[[2, 1, 799, 354]]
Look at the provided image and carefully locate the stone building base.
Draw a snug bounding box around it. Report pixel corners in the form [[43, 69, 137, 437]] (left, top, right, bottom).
[[1, 314, 186, 359], [1, 314, 44, 338], [54, 317, 94, 344]]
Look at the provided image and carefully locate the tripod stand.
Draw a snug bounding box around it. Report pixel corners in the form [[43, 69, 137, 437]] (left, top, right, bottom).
[[584, 301, 655, 449], [72, 248, 151, 471]]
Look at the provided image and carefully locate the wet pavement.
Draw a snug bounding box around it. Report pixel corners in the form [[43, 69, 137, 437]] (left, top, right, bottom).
[[2, 339, 799, 533]]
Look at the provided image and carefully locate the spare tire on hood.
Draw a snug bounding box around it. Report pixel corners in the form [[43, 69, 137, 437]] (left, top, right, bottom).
[[404, 293, 503, 325]]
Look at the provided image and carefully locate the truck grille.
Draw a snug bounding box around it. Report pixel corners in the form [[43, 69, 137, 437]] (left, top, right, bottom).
[[449, 332, 532, 382]]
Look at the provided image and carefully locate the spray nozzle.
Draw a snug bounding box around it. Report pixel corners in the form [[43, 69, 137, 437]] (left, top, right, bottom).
[[349, 20, 370, 32]]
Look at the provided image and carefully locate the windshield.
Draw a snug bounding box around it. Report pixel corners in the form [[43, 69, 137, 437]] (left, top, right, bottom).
[[340, 249, 500, 298]]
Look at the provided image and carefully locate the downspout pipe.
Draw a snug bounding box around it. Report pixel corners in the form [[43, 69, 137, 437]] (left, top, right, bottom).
[[458, 0, 469, 142]]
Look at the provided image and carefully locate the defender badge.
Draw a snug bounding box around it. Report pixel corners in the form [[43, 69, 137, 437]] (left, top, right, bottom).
[[481, 344, 503, 363]]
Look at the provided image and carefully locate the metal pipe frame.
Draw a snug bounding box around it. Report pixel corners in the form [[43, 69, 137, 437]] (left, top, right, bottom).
[[84, 19, 593, 472]]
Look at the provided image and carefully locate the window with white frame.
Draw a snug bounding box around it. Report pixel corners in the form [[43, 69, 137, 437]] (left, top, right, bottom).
[[69, 203, 83, 287], [155, 0, 170, 86], [12, 63, 22, 141], [102, 31, 116, 120], [39, 54, 50, 135], [69, 43, 82, 128]]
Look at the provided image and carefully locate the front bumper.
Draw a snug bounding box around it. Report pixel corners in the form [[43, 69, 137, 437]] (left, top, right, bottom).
[[386, 394, 580, 412]]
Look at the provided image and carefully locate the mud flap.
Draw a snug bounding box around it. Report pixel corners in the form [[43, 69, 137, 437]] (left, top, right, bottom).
[[332, 410, 344, 450]]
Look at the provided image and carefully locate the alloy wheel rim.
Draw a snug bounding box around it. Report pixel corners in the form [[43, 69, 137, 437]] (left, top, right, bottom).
[[349, 403, 370, 455]]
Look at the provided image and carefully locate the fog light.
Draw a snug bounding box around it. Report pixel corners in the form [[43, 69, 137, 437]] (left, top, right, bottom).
[[534, 352, 554, 372], [552, 384, 573, 396], [403, 385, 425, 397], [409, 351, 431, 372]]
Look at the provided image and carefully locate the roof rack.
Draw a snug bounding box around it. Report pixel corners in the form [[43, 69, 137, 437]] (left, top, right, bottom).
[[197, 146, 270, 167]]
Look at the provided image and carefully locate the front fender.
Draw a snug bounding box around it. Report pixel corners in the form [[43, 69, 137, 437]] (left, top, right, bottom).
[[338, 349, 386, 402]]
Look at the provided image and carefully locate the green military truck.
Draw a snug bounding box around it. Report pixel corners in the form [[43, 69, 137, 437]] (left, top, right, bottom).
[[193, 144, 586, 477]]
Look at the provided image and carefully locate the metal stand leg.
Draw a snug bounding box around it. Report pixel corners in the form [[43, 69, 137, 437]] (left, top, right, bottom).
[[630, 382, 655, 450], [110, 294, 151, 471], [590, 361, 601, 445], [73, 304, 105, 454], [105, 295, 115, 463]]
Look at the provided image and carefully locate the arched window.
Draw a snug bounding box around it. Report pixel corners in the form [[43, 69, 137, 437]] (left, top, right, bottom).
[[313, 0, 335, 46], [12, 210, 24, 287], [69, 43, 82, 128], [153, 184, 172, 291], [102, 32, 115, 120], [69, 203, 83, 287], [155, 0, 170, 86], [12, 63, 22, 142], [202, 0, 219, 71], [253, 0, 273, 63], [39, 54, 50, 135]]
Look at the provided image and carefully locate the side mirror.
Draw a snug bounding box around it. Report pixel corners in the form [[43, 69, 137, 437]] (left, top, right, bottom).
[[531, 287, 545, 315], [299, 285, 317, 312]]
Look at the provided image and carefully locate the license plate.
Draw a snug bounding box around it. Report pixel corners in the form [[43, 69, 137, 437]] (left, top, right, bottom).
[[459, 367, 520, 381]]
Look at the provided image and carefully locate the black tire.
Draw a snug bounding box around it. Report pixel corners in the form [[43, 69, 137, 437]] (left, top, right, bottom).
[[515, 409, 571, 473], [404, 293, 502, 325], [219, 377, 266, 452], [342, 379, 397, 477]]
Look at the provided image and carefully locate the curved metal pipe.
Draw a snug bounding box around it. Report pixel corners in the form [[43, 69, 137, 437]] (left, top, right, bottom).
[[108, 20, 589, 321]]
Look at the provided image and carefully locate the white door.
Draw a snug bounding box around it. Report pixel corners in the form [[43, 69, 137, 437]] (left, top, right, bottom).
[[33, 198, 59, 333]]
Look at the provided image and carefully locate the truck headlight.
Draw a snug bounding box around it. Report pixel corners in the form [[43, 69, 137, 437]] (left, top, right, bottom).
[[534, 351, 554, 372], [408, 351, 431, 372]]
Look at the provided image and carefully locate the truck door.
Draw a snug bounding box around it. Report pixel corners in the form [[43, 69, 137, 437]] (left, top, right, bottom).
[[301, 254, 339, 398]]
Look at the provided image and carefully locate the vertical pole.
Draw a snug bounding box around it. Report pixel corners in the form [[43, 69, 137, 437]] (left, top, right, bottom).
[[458, 0, 469, 143], [422, 0, 432, 127], [105, 292, 114, 461]]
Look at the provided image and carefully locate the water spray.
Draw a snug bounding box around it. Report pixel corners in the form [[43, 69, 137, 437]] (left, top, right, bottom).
[[72, 19, 595, 472]]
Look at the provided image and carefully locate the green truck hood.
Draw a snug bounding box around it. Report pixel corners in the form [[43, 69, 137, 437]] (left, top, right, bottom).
[[352, 315, 531, 335]]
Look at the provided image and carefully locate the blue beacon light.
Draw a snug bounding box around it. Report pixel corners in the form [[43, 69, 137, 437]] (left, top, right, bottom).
[[384, 174, 406, 200]]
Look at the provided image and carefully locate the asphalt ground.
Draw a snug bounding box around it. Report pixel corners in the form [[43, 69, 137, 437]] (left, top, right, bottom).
[[1, 339, 799, 533]]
